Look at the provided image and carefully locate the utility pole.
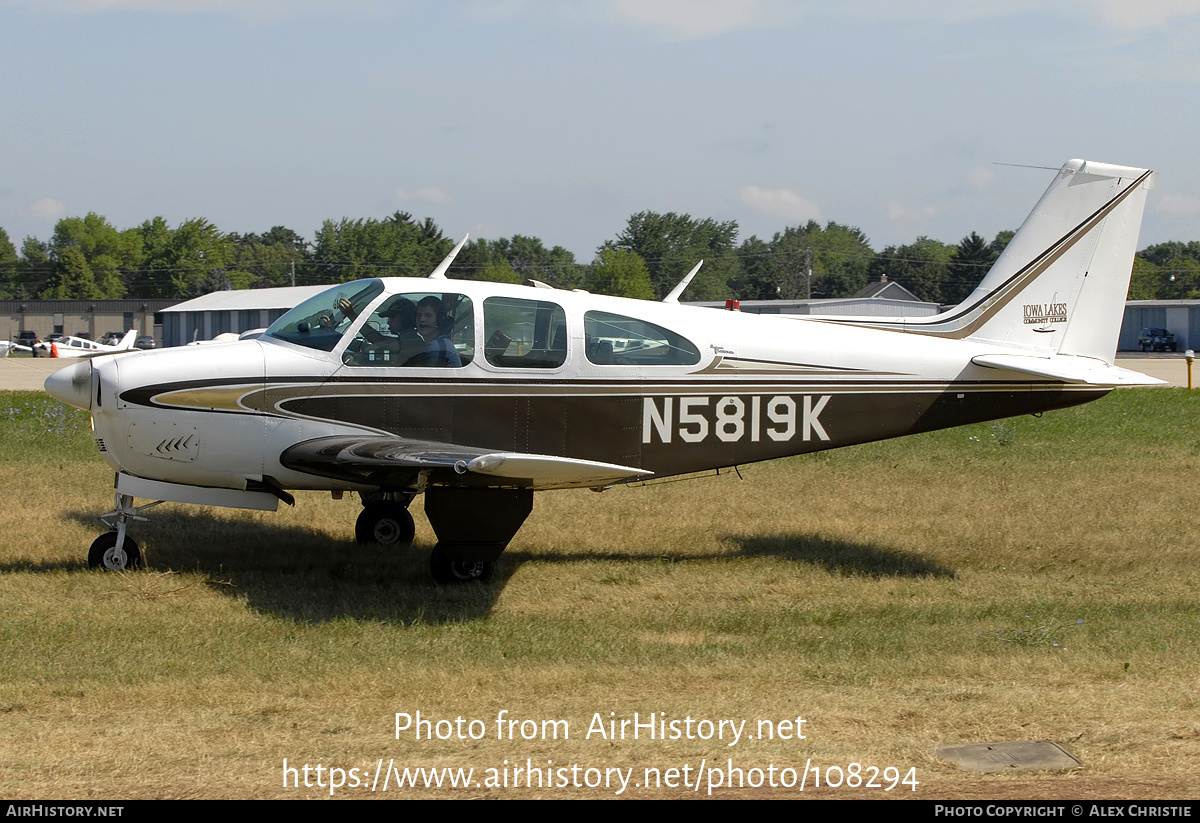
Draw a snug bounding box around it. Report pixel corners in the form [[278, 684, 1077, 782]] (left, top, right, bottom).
[[805, 248, 813, 300]]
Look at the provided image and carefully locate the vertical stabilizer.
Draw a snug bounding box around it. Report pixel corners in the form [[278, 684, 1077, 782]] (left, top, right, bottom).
[[960, 160, 1155, 362]]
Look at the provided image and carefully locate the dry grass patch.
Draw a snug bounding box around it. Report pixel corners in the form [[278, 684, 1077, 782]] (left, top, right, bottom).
[[1, 389, 1198, 798]]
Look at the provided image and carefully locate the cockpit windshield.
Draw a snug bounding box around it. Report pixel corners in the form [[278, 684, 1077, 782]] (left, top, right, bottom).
[[263, 280, 385, 352]]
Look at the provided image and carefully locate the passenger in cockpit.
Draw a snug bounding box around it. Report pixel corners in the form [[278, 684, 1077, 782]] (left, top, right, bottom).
[[406, 295, 462, 367]]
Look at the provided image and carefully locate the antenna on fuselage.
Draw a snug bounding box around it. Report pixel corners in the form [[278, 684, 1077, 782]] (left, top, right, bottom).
[[428, 234, 469, 280], [662, 260, 703, 303]]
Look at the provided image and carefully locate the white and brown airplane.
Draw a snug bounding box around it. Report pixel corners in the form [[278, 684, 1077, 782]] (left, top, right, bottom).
[[45, 159, 1160, 582]]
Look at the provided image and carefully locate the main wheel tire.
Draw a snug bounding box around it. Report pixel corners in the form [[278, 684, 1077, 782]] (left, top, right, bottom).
[[355, 503, 416, 547], [429, 544, 493, 584], [88, 532, 143, 571]]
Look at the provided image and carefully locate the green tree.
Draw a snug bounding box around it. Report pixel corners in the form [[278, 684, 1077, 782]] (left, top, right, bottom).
[[608, 212, 740, 301], [944, 231, 996, 304], [134, 217, 175, 297], [169, 218, 232, 298], [456, 235, 584, 288], [477, 257, 522, 284], [17, 237, 52, 298], [869, 237, 953, 303], [738, 221, 873, 300], [40, 246, 99, 299], [227, 226, 310, 289], [989, 230, 1015, 258], [312, 212, 452, 282], [734, 235, 774, 299], [589, 247, 655, 299], [44, 213, 140, 298], [0, 227, 17, 299]]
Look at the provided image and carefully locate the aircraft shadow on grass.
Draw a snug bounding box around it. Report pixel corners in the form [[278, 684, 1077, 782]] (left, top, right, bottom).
[[729, 534, 956, 579], [17, 509, 957, 625]]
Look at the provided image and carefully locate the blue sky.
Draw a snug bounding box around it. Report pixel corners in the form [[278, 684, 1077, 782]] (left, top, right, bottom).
[[3, 0, 1199, 260]]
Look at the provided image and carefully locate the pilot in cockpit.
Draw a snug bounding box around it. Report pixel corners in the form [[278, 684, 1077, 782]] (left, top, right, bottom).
[[340, 296, 425, 365]]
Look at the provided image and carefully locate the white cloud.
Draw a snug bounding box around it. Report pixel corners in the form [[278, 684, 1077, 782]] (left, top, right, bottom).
[[397, 187, 453, 205], [460, 0, 532, 24], [964, 166, 999, 192], [28, 197, 66, 222], [1067, 0, 1200, 31], [885, 201, 937, 226], [469, 221, 502, 240], [737, 186, 822, 224], [612, 0, 776, 39], [1153, 192, 1200, 220]]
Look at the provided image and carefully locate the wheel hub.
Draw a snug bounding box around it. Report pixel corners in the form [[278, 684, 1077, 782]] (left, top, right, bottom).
[[373, 518, 401, 544], [103, 546, 128, 570]]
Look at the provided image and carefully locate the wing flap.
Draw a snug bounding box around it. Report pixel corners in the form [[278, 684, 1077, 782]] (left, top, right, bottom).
[[281, 435, 651, 490]]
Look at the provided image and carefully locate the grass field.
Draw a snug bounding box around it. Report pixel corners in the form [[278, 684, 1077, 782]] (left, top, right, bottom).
[[1, 388, 1197, 799]]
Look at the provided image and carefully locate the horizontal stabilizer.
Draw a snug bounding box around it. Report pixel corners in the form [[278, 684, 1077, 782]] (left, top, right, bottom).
[[972, 354, 1166, 386]]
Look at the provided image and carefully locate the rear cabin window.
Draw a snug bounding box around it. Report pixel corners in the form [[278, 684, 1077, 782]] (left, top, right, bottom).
[[584, 311, 700, 366], [483, 297, 567, 369]]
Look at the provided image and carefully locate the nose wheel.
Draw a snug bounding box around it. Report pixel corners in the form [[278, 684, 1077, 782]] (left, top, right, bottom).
[[88, 531, 143, 570], [88, 492, 158, 571]]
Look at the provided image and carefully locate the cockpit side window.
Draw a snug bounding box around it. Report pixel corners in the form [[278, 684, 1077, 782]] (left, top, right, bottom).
[[584, 311, 700, 366], [483, 296, 567, 369], [264, 280, 384, 353], [343, 292, 474, 368]]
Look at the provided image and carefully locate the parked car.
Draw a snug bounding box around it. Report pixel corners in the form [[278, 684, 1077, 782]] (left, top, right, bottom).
[[134, 336, 157, 350], [15, 331, 40, 356], [1138, 327, 1178, 352]]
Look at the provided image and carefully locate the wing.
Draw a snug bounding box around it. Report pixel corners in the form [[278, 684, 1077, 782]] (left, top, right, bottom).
[[280, 435, 652, 491]]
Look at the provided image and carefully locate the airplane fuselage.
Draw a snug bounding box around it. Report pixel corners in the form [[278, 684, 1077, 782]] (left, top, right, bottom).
[[76, 278, 1103, 495]]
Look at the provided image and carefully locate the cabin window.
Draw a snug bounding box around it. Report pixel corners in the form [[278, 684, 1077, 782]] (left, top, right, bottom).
[[584, 311, 700, 366], [482, 297, 567, 369], [264, 279, 384, 352], [344, 292, 474, 368]]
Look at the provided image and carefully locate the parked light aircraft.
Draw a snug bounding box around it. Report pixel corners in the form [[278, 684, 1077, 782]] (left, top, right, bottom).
[[45, 159, 1160, 582], [24, 330, 138, 358]]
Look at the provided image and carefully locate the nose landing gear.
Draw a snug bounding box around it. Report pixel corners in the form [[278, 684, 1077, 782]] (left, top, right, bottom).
[[89, 492, 159, 571], [88, 531, 143, 570]]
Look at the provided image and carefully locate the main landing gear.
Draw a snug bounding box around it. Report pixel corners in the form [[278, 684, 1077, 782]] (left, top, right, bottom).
[[355, 493, 417, 548], [356, 487, 534, 584]]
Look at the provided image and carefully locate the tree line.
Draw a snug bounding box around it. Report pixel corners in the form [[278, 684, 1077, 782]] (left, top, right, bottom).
[[1, 210, 1196, 304]]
